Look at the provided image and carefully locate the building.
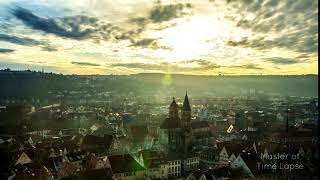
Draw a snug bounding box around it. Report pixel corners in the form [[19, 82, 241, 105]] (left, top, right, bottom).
[[161, 92, 200, 177], [108, 154, 146, 180]]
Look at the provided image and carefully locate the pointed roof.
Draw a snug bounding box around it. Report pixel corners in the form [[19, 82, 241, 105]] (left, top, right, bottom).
[[15, 152, 32, 165], [170, 97, 178, 108], [182, 92, 191, 111]]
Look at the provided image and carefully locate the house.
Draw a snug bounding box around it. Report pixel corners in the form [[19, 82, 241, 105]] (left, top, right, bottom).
[[230, 147, 260, 178], [186, 166, 242, 180], [59, 168, 113, 180], [167, 159, 181, 179], [199, 146, 219, 169], [81, 134, 113, 154], [183, 156, 200, 173], [218, 146, 229, 167], [108, 154, 146, 180], [139, 150, 168, 179]]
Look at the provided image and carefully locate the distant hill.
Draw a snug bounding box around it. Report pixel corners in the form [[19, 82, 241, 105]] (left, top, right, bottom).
[[0, 70, 318, 100]]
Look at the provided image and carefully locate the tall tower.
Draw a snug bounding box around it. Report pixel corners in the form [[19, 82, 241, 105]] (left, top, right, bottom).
[[165, 97, 184, 153], [181, 92, 192, 155], [169, 97, 180, 121], [161, 94, 194, 156], [181, 92, 191, 128]]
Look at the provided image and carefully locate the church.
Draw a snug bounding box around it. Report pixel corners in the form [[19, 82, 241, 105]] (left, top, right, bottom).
[[161, 92, 199, 177]]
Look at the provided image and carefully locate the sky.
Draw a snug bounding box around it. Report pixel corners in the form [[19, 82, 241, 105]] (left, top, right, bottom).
[[0, 0, 318, 75]]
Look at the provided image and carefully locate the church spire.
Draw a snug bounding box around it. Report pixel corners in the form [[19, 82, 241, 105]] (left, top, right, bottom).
[[170, 97, 178, 108], [182, 91, 191, 111]]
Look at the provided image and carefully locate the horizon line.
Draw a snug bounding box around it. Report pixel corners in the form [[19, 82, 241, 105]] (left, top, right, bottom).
[[0, 68, 318, 77]]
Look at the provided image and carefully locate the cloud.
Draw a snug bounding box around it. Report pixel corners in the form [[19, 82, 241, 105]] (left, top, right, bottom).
[[130, 38, 171, 50], [226, 34, 317, 53], [118, 2, 192, 49], [0, 33, 41, 46], [11, 7, 95, 39], [71, 61, 101, 66], [41, 46, 58, 52], [148, 2, 192, 23], [0, 48, 15, 53], [227, 63, 264, 70], [264, 57, 301, 65], [0, 34, 57, 52], [182, 60, 221, 69], [111, 60, 220, 72], [224, 0, 318, 53], [240, 64, 264, 70]]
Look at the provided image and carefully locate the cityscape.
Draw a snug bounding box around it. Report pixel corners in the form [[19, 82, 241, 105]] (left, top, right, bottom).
[[0, 71, 318, 179], [0, 0, 318, 180]]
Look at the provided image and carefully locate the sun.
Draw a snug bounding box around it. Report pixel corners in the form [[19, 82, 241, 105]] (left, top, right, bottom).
[[154, 16, 219, 62]]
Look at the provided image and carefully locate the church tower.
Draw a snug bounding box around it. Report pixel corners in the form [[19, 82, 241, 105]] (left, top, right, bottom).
[[169, 97, 180, 122], [181, 92, 192, 155], [166, 97, 184, 153], [181, 92, 191, 128], [161, 94, 194, 156]]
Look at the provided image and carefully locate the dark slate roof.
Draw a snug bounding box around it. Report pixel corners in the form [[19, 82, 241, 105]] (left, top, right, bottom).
[[217, 142, 246, 156], [191, 121, 209, 129], [76, 168, 113, 180], [82, 134, 113, 148], [12, 171, 34, 180], [182, 93, 191, 111], [204, 166, 232, 179], [108, 154, 145, 173], [239, 147, 260, 175]]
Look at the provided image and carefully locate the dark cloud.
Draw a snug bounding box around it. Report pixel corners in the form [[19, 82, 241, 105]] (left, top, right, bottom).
[[227, 33, 317, 53], [41, 46, 58, 52], [71, 61, 101, 66], [224, 0, 318, 53], [110, 62, 160, 70], [7, 3, 192, 50], [59, 15, 99, 27], [182, 60, 221, 69], [0, 48, 15, 53], [226, 36, 273, 50], [11, 7, 95, 39], [130, 38, 172, 50], [118, 2, 192, 49], [264, 57, 301, 65], [149, 2, 191, 23], [0, 34, 58, 52], [228, 64, 264, 70], [241, 64, 264, 70], [111, 60, 220, 71], [131, 38, 157, 47], [0, 34, 41, 46]]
